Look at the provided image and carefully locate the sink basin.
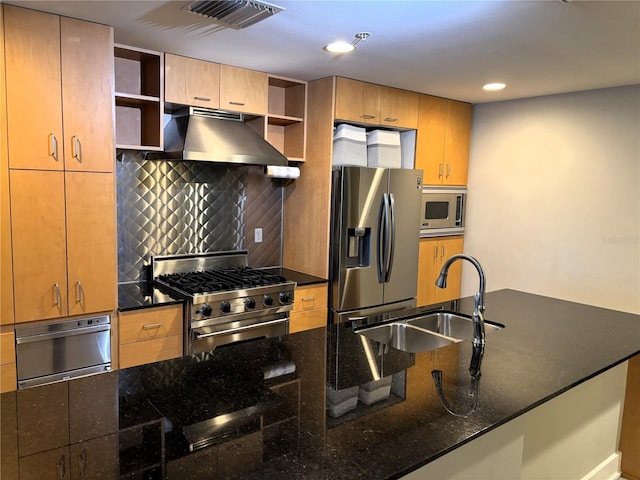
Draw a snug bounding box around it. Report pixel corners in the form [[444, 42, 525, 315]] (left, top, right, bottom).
[[357, 322, 462, 353], [406, 312, 504, 340]]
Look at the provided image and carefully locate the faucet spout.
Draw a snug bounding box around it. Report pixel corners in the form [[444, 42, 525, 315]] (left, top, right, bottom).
[[435, 254, 486, 346]]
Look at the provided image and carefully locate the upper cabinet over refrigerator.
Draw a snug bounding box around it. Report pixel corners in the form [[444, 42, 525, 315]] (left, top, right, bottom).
[[330, 166, 423, 319]]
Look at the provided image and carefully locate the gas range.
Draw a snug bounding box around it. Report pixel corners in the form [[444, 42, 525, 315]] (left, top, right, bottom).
[[153, 251, 296, 355]]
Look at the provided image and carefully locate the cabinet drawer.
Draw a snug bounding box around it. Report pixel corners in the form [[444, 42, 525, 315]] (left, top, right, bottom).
[[119, 305, 182, 344], [1, 363, 17, 393], [292, 285, 327, 313], [119, 335, 183, 369], [290, 309, 327, 334]]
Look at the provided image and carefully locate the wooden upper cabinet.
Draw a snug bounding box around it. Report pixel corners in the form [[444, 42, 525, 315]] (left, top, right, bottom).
[[60, 17, 114, 173], [4, 6, 63, 171], [219, 64, 268, 115], [165, 53, 220, 109], [380, 87, 419, 129], [3, 5, 114, 173], [335, 77, 419, 128], [10, 170, 68, 322], [335, 77, 381, 124], [416, 94, 472, 185], [65, 172, 116, 317]]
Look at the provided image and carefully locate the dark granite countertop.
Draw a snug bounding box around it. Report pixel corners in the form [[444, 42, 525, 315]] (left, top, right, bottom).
[[2, 289, 639, 480], [117, 268, 326, 311]]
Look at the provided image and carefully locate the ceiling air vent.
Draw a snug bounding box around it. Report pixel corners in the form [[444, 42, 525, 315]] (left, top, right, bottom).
[[185, 0, 285, 29]]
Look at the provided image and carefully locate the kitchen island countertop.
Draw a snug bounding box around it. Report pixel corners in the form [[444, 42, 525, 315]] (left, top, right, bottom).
[[2, 289, 639, 479]]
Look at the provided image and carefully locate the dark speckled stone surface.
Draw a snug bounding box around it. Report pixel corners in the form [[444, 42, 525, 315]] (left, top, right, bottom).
[[2, 289, 639, 479]]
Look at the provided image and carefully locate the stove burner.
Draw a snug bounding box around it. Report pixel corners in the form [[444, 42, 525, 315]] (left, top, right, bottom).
[[158, 267, 287, 295]]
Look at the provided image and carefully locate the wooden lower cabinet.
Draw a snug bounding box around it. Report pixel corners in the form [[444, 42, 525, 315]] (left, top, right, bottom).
[[621, 355, 640, 480], [0, 327, 16, 392], [417, 236, 464, 306], [290, 284, 328, 333], [118, 304, 183, 368]]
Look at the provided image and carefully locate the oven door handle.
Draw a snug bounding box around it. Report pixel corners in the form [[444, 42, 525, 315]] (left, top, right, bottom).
[[193, 318, 288, 340], [15, 324, 111, 344]]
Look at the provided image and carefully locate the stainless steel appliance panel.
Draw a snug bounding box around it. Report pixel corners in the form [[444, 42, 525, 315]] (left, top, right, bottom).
[[15, 315, 112, 389], [384, 168, 423, 304], [331, 167, 387, 312]]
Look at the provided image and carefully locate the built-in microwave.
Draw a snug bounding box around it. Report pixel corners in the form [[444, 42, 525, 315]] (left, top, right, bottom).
[[420, 186, 466, 237]]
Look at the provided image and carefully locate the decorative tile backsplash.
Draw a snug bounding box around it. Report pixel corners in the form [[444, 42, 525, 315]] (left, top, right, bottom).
[[116, 151, 283, 283]]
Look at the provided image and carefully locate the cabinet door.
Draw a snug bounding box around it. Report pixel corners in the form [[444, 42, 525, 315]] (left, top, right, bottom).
[[217, 430, 263, 479], [417, 237, 440, 306], [416, 94, 448, 185], [69, 434, 118, 480], [65, 172, 116, 316], [165, 53, 220, 109], [334, 77, 381, 124], [1, 18, 13, 325], [443, 100, 472, 185], [433, 236, 464, 303], [60, 17, 114, 173], [4, 5, 63, 171], [10, 170, 68, 322], [19, 446, 70, 480], [380, 87, 419, 129], [219, 64, 268, 115]]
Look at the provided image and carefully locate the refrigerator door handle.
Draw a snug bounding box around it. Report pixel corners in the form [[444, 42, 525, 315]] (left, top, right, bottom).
[[377, 193, 390, 283], [385, 193, 396, 282]]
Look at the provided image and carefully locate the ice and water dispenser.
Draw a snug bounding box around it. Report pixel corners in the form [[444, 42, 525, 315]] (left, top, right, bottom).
[[346, 227, 371, 268]]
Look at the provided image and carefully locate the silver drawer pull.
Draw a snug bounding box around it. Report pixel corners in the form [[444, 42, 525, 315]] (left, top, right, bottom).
[[72, 135, 82, 162], [229, 101, 245, 106], [384, 117, 397, 122], [142, 323, 163, 330], [49, 133, 58, 161], [301, 297, 315, 302], [193, 96, 211, 101], [360, 114, 375, 119]]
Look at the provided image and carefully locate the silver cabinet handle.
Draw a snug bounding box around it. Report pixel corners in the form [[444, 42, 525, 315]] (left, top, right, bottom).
[[58, 454, 66, 480], [78, 449, 87, 478], [383, 117, 397, 122], [301, 297, 316, 302], [193, 96, 211, 101], [228, 101, 245, 106], [446, 163, 451, 178], [49, 133, 58, 161], [76, 281, 83, 303], [54, 283, 61, 306], [72, 135, 82, 163], [433, 246, 438, 260], [438, 163, 444, 178], [360, 114, 376, 119], [440, 245, 445, 258], [142, 322, 163, 330]]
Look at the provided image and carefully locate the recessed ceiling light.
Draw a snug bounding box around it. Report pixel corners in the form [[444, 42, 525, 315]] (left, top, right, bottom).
[[323, 32, 371, 54], [323, 41, 356, 54], [483, 82, 506, 91]]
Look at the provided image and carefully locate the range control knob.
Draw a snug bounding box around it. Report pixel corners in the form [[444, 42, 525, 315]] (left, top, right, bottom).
[[220, 301, 231, 314], [245, 297, 256, 309], [198, 304, 213, 317], [263, 294, 273, 306], [278, 291, 292, 304]]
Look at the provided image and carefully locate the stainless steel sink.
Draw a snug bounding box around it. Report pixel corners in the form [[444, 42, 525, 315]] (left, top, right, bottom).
[[357, 322, 462, 353], [356, 311, 504, 354], [406, 312, 504, 339]]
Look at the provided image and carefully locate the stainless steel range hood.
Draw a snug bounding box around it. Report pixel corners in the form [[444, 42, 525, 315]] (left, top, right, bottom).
[[147, 107, 288, 166]]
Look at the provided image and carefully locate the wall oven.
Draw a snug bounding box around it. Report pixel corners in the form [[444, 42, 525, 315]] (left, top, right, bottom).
[[420, 186, 466, 237], [15, 315, 112, 389]]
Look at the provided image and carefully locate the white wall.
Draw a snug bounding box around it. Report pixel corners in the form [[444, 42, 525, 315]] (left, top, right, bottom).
[[463, 85, 640, 314]]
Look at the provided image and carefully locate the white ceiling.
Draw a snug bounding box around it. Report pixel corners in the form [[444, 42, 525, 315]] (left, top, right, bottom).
[[6, 0, 640, 103]]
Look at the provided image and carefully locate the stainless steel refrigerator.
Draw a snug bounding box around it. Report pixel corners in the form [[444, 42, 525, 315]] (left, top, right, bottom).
[[329, 166, 423, 323]]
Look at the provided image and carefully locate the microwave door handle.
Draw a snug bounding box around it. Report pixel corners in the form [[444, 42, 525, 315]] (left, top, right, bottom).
[[385, 193, 395, 282]]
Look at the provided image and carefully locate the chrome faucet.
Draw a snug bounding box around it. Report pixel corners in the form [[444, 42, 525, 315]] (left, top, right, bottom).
[[435, 254, 486, 347]]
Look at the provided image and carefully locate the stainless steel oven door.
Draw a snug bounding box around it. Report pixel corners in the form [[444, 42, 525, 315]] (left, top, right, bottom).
[[15, 315, 112, 389], [190, 314, 289, 354]]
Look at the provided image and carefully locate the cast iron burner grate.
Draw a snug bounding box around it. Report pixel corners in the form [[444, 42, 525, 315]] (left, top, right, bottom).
[[157, 267, 287, 295]]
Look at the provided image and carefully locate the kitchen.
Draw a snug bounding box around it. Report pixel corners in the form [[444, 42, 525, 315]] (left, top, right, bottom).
[[1, 1, 639, 479]]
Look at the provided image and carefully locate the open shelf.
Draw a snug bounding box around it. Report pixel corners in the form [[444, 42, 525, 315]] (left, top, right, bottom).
[[267, 76, 306, 162]]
